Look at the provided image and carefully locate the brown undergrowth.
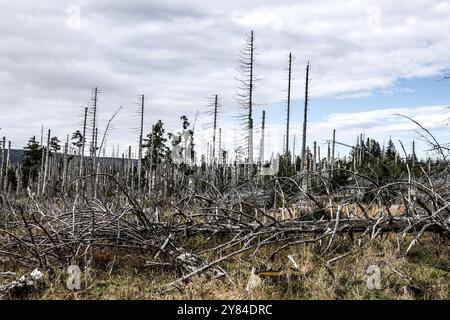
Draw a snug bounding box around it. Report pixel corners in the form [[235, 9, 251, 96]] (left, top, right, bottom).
[[2, 234, 448, 300]]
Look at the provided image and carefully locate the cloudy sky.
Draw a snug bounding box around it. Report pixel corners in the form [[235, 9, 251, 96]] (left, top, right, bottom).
[[1, 0, 450, 159]]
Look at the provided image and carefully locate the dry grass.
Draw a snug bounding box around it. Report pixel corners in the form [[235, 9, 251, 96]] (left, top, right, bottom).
[[2, 234, 448, 300]]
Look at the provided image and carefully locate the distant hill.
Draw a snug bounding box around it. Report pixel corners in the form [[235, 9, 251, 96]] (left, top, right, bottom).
[[5, 149, 137, 168], [5, 149, 23, 167]]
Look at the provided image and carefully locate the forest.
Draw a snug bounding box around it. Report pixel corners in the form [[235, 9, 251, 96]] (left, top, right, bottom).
[[0, 31, 448, 300]]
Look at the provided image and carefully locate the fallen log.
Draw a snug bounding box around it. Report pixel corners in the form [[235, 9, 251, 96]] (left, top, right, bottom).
[[165, 216, 449, 238]]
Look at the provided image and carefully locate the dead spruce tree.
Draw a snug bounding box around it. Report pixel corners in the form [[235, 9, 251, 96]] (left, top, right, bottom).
[[301, 61, 310, 173], [76, 107, 88, 195], [88, 87, 99, 172], [259, 110, 265, 164], [285, 52, 293, 155], [212, 95, 219, 165], [0, 136, 4, 191], [138, 95, 145, 197], [41, 129, 50, 196], [237, 31, 256, 172], [205, 95, 221, 165]]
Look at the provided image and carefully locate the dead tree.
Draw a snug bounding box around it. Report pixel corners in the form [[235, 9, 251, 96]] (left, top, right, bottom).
[[0, 137, 4, 191], [76, 107, 88, 195], [4, 141, 10, 191], [89, 87, 99, 171], [285, 53, 293, 155], [218, 128, 222, 165], [212, 95, 218, 165], [292, 134, 296, 170], [301, 62, 310, 172], [237, 31, 256, 169], [317, 145, 321, 173], [206, 95, 220, 165], [259, 110, 265, 164], [313, 141, 317, 173], [138, 95, 144, 196], [62, 135, 69, 192], [41, 129, 51, 196], [98, 106, 121, 158], [331, 129, 336, 172]]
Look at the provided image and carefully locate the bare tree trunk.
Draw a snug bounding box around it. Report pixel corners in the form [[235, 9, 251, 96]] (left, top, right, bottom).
[[359, 133, 363, 166], [327, 141, 331, 170], [127, 146, 132, 189], [301, 62, 310, 172], [218, 128, 222, 165], [41, 129, 51, 196], [313, 141, 317, 173], [292, 134, 296, 167], [91, 87, 98, 173], [16, 166, 21, 196], [149, 125, 155, 193], [259, 110, 265, 164], [317, 145, 321, 173], [285, 52, 292, 155], [62, 135, 69, 193], [331, 129, 336, 172], [3, 140, 10, 191], [76, 107, 88, 195], [38, 144, 44, 195], [0, 137, 4, 191], [94, 162, 99, 198], [248, 31, 255, 168], [138, 95, 144, 198], [212, 95, 218, 165]]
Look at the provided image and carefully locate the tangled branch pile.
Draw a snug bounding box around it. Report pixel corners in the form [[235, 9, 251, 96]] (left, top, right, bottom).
[[1, 165, 448, 297]]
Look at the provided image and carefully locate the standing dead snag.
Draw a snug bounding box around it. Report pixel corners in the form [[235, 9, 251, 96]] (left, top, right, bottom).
[[218, 128, 222, 165], [90, 87, 99, 173], [285, 52, 293, 155], [301, 62, 310, 172], [138, 95, 145, 198], [212, 95, 218, 165], [331, 129, 336, 172], [206, 95, 220, 165], [313, 141, 317, 173], [248, 31, 254, 168], [62, 135, 69, 192], [98, 106, 122, 158], [76, 107, 88, 195], [292, 134, 296, 168], [237, 31, 256, 170], [259, 110, 265, 164], [4, 140, 11, 191], [0, 136, 4, 191], [41, 129, 51, 196]]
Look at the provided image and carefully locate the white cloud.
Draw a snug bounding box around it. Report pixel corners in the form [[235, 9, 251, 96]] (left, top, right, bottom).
[[192, 104, 450, 161], [1, 0, 450, 157]]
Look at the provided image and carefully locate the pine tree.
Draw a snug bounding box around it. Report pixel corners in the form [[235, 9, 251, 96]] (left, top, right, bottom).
[[385, 138, 397, 161], [71, 130, 84, 154], [144, 120, 170, 168], [22, 136, 42, 187], [50, 136, 61, 154]]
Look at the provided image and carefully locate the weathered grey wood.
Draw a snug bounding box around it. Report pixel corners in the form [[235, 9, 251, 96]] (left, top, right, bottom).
[[301, 62, 310, 172]]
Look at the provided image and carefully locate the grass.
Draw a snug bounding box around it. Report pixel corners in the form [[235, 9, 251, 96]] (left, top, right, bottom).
[[1, 234, 448, 300]]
